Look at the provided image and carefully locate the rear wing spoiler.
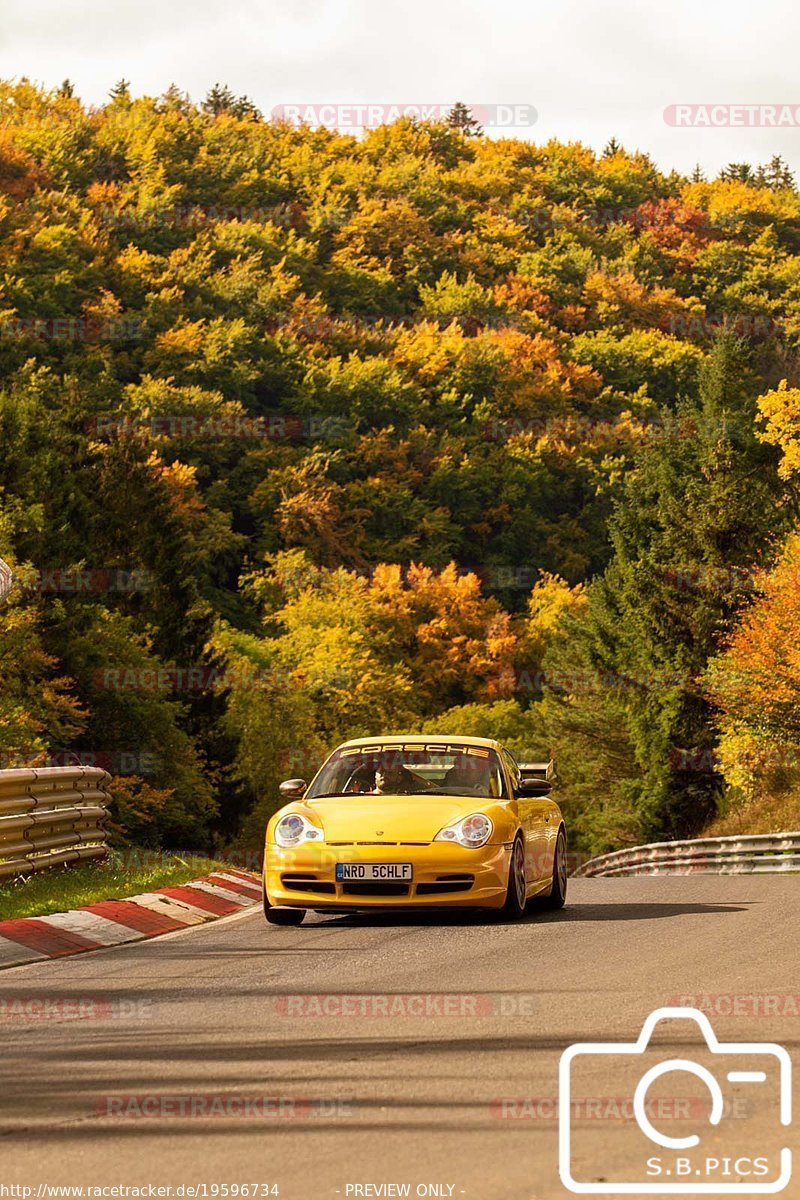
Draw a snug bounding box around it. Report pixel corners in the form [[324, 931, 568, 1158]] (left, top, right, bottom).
[[518, 759, 556, 782]]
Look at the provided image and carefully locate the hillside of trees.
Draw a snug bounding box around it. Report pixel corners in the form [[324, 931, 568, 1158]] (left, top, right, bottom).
[[3, 80, 800, 857]]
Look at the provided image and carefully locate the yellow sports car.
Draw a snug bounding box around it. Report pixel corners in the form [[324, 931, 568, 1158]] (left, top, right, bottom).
[[262, 735, 567, 925]]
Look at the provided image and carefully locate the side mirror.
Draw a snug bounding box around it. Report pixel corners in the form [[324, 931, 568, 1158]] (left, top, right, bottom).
[[279, 778, 307, 799], [517, 778, 552, 797]]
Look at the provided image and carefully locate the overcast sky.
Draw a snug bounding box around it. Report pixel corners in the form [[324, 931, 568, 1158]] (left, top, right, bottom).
[[1, 0, 799, 178]]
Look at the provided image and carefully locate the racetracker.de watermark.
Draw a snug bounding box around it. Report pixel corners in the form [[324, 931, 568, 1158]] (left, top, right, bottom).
[[492, 1096, 753, 1121], [274, 992, 538, 1018], [0, 997, 153, 1022], [86, 414, 350, 442], [0, 750, 162, 775], [0, 317, 144, 342], [21, 567, 155, 595], [272, 102, 537, 128], [96, 1095, 355, 1119], [665, 103, 800, 127], [668, 994, 800, 1018], [496, 666, 692, 696], [91, 666, 353, 692], [96, 201, 303, 231]]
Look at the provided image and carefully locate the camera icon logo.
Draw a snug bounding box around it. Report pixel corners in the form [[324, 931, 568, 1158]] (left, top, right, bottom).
[[559, 1007, 792, 1194]]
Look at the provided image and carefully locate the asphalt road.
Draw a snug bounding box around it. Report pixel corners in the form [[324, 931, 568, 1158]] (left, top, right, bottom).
[[1, 877, 798, 1200]]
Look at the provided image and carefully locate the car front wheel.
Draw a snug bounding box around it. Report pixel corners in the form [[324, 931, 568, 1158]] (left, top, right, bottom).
[[501, 835, 527, 919], [263, 877, 305, 926], [542, 826, 568, 910]]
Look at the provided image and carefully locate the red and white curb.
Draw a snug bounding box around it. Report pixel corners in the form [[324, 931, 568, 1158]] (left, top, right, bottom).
[[0, 870, 261, 970]]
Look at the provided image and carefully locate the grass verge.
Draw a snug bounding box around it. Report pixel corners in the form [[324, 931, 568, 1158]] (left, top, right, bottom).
[[702, 792, 800, 839], [0, 849, 249, 922]]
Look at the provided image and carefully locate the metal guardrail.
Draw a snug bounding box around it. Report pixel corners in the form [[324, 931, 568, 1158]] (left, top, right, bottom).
[[0, 767, 112, 880], [573, 831, 800, 877], [0, 557, 11, 602]]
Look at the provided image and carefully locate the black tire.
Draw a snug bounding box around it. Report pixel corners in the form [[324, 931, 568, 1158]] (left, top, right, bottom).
[[542, 826, 568, 910], [501, 834, 527, 919], [266, 907, 306, 926], [263, 877, 305, 926]]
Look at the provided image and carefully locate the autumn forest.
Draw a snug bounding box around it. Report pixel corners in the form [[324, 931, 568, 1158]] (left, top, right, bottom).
[[3, 81, 800, 857]]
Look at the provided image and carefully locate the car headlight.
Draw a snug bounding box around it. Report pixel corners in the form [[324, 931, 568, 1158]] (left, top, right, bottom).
[[434, 813, 493, 848], [274, 813, 324, 848]]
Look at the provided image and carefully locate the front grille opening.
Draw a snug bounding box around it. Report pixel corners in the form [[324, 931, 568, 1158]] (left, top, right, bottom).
[[281, 874, 336, 895], [417, 875, 475, 895], [341, 882, 411, 897], [327, 841, 430, 847]]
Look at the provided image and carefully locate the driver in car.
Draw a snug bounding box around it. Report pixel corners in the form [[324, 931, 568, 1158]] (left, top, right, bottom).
[[444, 756, 492, 794], [372, 761, 425, 794]]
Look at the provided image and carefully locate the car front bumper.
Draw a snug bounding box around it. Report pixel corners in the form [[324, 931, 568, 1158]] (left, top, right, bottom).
[[264, 840, 512, 909]]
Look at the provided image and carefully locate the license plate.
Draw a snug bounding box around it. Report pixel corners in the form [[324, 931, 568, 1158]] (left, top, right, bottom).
[[335, 862, 413, 882]]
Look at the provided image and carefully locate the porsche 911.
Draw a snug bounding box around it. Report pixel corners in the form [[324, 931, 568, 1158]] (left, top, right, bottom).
[[262, 735, 567, 924]]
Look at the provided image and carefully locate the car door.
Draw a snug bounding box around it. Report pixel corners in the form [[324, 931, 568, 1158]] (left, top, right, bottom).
[[502, 750, 550, 891]]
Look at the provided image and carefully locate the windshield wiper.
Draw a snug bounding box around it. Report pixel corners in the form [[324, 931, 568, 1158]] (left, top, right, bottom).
[[417, 788, 482, 796], [308, 791, 360, 799]]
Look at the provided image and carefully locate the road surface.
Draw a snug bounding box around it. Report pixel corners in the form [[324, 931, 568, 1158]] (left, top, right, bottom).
[[1, 877, 797, 1200]]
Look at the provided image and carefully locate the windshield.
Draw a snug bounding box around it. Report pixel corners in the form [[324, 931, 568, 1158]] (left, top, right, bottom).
[[306, 743, 508, 799]]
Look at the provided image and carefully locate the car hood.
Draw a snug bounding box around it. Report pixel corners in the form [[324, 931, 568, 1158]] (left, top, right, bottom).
[[303, 794, 491, 843]]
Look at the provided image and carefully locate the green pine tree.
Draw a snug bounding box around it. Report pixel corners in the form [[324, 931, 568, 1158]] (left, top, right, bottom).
[[202, 84, 261, 119], [109, 79, 131, 106], [542, 335, 788, 844], [718, 161, 755, 185], [446, 102, 483, 137], [755, 154, 795, 191]]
